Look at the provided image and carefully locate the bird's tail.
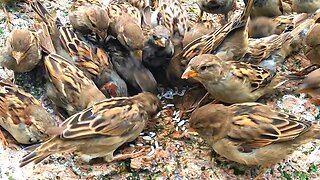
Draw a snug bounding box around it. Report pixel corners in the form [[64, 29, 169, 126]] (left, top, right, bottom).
[[33, 22, 56, 54], [286, 64, 320, 80]]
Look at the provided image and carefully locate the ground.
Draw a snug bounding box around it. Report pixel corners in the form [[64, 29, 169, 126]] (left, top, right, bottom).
[[0, 0, 320, 179]]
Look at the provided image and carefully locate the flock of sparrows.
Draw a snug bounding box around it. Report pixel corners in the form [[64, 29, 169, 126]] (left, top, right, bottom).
[[0, 0, 320, 178]]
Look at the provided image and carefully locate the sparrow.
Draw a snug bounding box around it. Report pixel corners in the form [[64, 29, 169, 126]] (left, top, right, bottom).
[[292, 0, 320, 14], [304, 23, 320, 64], [271, 13, 309, 35], [19, 92, 161, 167], [105, 36, 157, 94], [142, 25, 174, 68], [69, 0, 110, 41], [168, 0, 254, 80], [244, 0, 285, 18], [44, 53, 106, 116], [190, 102, 320, 178], [181, 54, 286, 103], [58, 26, 128, 98], [196, 0, 236, 22], [0, 80, 56, 146], [0, 29, 41, 73]]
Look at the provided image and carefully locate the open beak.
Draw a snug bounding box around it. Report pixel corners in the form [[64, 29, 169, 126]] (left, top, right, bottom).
[[155, 38, 167, 48], [181, 67, 198, 79], [12, 52, 24, 64]]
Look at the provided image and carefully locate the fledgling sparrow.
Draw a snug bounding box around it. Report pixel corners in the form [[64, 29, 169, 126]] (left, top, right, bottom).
[[181, 54, 286, 103], [0, 80, 56, 146], [0, 29, 41, 73], [304, 23, 320, 64], [19, 92, 161, 167], [292, 0, 320, 14], [190, 102, 320, 178], [196, 0, 236, 22], [244, 0, 285, 18]]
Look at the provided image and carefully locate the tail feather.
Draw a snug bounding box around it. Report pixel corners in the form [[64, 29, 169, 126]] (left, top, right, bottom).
[[20, 150, 51, 167], [34, 22, 56, 54]]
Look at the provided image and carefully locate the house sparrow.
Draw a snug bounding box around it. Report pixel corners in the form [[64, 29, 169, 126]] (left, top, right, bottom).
[[44, 53, 106, 116], [190, 102, 320, 177], [304, 23, 320, 64], [105, 36, 157, 94], [183, 20, 216, 48], [69, 0, 110, 41], [108, 12, 145, 61], [0, 29, 41, 73], [142, 25, 174, 68], [181, 54, 286, 103], [244, 0, 285, 18], [292, 0, 320, 14], [19, 92, 161, 167], [58, 26, 128, 97], [0, 80, 56, 146], [196, 0, 236, 22], [168, 0, 254, 80]]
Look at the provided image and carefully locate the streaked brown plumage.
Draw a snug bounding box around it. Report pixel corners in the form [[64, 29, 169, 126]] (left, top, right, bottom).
[[19, 92, 160, 167], [196, 0, 235, 22], [0, 80, 56, 145]]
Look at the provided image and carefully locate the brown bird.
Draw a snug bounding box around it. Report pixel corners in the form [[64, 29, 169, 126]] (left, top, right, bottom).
[[69, 0, 110, 41], [44, 53, 106, 116], [190, 102, 320, 178], [19, 92, 160, 167], [168, 0, 254, 80], [196, 0, 235, 22], [0, 29, 41, 73], [248, 17, 277, 38], [0, 80, 56, 146], [292, 0, 320, 14], [304, 23, 320, 64], [181, 54, 286, 103]]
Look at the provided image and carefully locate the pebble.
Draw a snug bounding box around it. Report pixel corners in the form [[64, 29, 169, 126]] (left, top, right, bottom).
[[143, 136, 152, 141]]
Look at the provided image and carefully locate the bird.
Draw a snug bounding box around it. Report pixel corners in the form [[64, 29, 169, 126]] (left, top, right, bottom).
[[142, 25, 174, 68], [0, 29, 42, 73], [248, 17, 277, 38], [19, 92, 161, 167], [292, 0, 320, 14], [304, 23, 320, 64], [196, 0, 236, 23], [105, 36, 157, 94], [181, 54, 286, 103], [68, 0, 110, 42], [44, 53, 106, 116], [244, 0, 285, 18], [168, 0, 254, 80], [0, 80, 56, 146], [189, 102, 320, 178]]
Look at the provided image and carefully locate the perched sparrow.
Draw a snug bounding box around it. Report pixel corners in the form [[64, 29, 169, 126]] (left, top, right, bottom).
[[304, 23, 320, 64], [244, 0, 285, 18], [105, 36, 157, 94], [181, 54, 286, 103], [190, 102, 320, 177], [169, 0, 254, 79], [196, 0, 236, 22], [248, 17, 277, 38], [183, 20, 216, 48], [0, 80, 56, 145], [19, 92, 161, 167], [69, 0, 110, 41], [0, 29, 41, 73], [151, 0, 189, 46], [142, 25, 174, 67], [58, 26, 128, 97], [44, 53, 106, 116], [292, 0, 320, 14]]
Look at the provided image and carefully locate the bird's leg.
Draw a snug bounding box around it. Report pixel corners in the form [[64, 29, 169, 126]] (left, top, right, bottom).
[[196, 10, 204, 22], [111, 147, 147, 162], [2, 5, 13, 31], [0, 130, 9, 148]]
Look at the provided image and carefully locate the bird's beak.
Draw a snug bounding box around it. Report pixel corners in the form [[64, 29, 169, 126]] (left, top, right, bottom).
[[12, 52, 24, 64], [155, 37, 167, 48], [181, 67, 198, 79]]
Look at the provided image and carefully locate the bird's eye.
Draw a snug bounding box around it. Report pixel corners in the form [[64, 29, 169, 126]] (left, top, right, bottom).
[[200, 66, 207, 71]]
